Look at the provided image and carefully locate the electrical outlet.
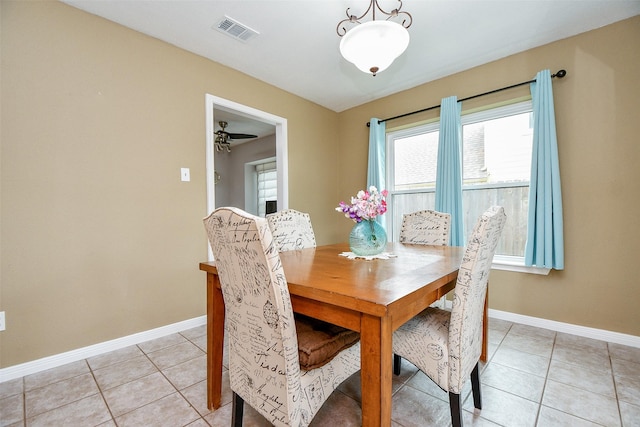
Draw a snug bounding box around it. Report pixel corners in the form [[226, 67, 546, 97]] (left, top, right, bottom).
[[0, 311, 5, 331]]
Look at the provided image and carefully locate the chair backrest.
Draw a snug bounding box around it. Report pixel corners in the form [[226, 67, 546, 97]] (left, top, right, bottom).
[[203, 207, 303, 425], [399, 210, 451, 246], [448, 206, 506, 393], [267, 208, 317, 251]]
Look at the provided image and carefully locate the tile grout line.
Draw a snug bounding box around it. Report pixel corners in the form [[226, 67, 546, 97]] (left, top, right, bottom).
[[156, 338, 211, 425], [533, 331, 556, 427], [608, 342, 624, 427], [22, 376, 27, 427], [87, 354, 118, 426], [148, 332, 210, 425], [23, 360, 99, 423]]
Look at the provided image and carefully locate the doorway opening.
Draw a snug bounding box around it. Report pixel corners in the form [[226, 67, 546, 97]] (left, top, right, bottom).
[[205, 94, 288, 216]]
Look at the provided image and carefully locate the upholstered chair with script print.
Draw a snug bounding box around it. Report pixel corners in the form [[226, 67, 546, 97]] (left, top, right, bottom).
[[399, 209, 451, 246], [395, 209, 451, 374], [267, 209, 317, 252], [392, 206, 506, 427], [203, 207, 360, 427]]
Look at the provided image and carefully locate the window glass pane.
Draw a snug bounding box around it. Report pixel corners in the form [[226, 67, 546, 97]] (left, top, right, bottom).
[[462, 122, 487, 183], [393, 131, 439, 190], [257, 160, 277, 217], [463, 112, 532, 186]]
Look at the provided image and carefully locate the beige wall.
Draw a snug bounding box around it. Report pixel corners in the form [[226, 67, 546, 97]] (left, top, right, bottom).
[[337, 16, 640, 336], [1, 1, 638, 368], [0, 1, 339, 367]]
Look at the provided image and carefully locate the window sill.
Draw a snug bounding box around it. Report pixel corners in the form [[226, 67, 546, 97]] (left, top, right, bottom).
[[492, 255, 551, 275]]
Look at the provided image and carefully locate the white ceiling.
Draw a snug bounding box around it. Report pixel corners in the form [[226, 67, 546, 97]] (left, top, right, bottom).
[[63, 0, 639, 115]]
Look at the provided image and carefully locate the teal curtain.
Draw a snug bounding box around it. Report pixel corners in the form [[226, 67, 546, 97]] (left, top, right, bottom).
[[435, 96, 465, 246], [367, 118, 386, 228], [525, 70, 564, 269]]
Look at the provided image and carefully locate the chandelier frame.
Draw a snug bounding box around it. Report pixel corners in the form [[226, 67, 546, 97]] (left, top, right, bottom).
[[336, 0, 412, 37]]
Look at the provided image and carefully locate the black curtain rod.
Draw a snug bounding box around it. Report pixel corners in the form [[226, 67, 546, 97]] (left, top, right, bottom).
[[366, 69, 567, 127]]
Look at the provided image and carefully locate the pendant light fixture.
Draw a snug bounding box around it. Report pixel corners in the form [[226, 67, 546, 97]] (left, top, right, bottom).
[[337, 0, 412, 76]]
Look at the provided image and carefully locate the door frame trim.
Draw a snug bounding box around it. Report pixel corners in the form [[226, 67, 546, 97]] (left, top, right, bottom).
[[205, 94, 288, 216]]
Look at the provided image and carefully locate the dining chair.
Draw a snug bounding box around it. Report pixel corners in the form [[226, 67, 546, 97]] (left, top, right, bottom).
[[267, 208, 317, 251], [203, 207, 361, 427], [398, 209, 451, 246], [392, 206, 506, 427], [394, 209, 451, 374]]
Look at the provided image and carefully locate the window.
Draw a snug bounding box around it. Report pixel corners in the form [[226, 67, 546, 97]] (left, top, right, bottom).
[[256, 160, 277, 217], [387, 101, 539, 269]]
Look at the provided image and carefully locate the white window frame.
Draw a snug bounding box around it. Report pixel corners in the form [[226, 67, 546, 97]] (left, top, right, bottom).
[[386, 101, 550, 275]]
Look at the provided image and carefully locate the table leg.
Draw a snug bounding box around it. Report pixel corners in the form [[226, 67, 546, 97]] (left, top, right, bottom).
[[360, 314, 393, 427], [207, 272, 225, 410], [480, 285, 489, 362]]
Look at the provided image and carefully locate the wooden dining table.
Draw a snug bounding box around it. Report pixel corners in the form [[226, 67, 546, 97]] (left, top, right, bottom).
[[200, 242, 487, 427]]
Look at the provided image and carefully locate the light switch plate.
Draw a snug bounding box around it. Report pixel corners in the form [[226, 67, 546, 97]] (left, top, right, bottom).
[[0, 311, 5, 331], [180, 168, 190, 182]]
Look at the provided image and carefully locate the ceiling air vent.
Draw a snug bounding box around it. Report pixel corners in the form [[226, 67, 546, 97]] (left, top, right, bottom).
[[215, 16, 259, 42]]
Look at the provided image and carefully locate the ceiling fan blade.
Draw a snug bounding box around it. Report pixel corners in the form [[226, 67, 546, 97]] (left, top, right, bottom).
[[227, 132, 258, 139]]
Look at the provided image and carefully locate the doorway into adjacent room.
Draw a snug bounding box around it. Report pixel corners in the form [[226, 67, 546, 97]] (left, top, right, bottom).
[[205, 94, 288, 216]]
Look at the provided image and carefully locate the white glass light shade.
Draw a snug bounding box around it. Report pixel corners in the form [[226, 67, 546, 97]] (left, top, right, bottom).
[[339, 20, 410, 75]]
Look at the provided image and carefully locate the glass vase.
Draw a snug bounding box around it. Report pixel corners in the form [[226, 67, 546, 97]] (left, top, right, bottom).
[[349, 219, 388, 256]]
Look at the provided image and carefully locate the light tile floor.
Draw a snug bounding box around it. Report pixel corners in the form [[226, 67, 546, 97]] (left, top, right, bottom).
[[2, 319, 640, 426]]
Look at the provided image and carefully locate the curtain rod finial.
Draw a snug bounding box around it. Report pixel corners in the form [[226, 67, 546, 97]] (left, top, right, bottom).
[[553, 69, 567, 78]]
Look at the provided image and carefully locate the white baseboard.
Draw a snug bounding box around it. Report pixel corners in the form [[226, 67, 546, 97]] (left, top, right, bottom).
[[489, 309, 640, 348], [3, 311, 639, 384], [0, 315, 206, 383]]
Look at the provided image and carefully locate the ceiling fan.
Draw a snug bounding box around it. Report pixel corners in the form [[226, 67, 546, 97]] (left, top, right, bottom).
[[214, 121, 257, 152]]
